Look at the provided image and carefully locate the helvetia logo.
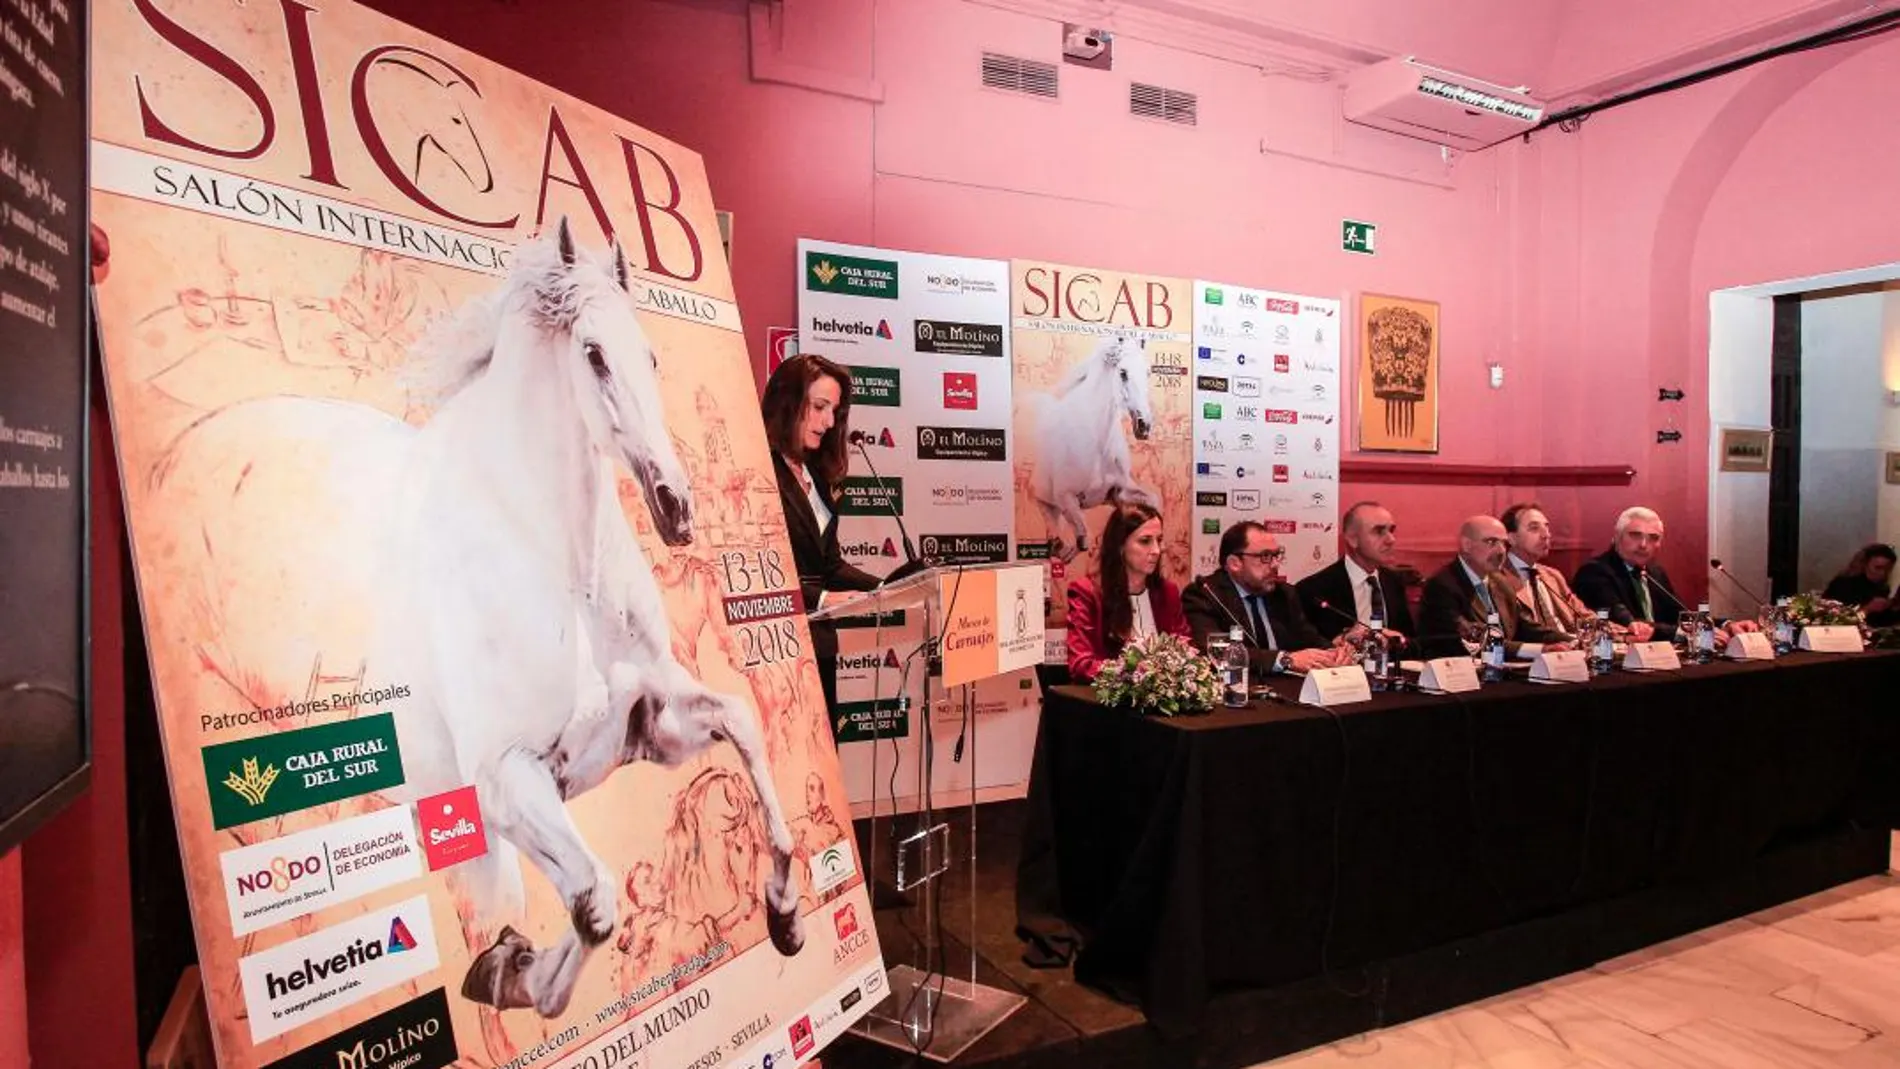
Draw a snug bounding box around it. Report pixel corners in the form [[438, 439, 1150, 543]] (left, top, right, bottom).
[[808, 316, 890, 341], [841, 538, 901, 561], [241, 896, 439, 1042], [835, 649, 902, 672]]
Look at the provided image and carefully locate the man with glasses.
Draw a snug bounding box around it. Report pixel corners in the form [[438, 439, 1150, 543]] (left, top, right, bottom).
[[1184, 522, 1347, 677], [1419, 515, 1573, 659], [1297, 501, 1417, 645]]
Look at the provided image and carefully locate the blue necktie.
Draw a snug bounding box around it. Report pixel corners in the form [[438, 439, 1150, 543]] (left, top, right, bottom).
[[1475, 577, 1497, 615]]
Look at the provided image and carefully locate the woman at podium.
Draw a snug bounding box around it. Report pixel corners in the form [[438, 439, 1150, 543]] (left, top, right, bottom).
[[763, 354, 882, 716], [1064, 503, 1189, 681]]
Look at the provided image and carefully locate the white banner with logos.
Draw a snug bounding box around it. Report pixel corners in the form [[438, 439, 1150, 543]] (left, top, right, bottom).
[[1190, 282, 1343, 582], [796, 239, 1038, 811]]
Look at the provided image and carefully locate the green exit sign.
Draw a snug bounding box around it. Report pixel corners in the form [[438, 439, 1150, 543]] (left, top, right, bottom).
[[1342, 219, 1378, 255]]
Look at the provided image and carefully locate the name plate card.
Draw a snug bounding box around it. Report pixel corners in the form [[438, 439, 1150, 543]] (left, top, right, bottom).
[[1798, 626, 1863, 653], [1530, 649, 1591, 683], [1623, 641, 1682, 671], [1298, 665, 1373, 707], [1417, 657, 1481, 694], [1724, 631, 1775, 660]]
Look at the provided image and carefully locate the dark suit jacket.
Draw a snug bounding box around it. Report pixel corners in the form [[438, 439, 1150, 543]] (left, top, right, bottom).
[[1417, 559, 1569, 660], [1296, 558, 1417, 644], [774, 453, 881, 713], [1181, 572, 1326, 677], [1064, 575, 1190, 682], [1572, 548, 1682, 641]]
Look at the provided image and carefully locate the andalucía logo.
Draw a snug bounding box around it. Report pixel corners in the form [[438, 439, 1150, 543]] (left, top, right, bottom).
[[239, 894, 440, 1042], [810, 840, 860, 896], [202, 714, 405, 830], [260, 988, 458, 1069]]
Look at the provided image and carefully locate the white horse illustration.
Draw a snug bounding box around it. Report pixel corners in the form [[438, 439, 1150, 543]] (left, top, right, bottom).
[[153, 220, 802, 1019], [1026, 335, 1159, 560]]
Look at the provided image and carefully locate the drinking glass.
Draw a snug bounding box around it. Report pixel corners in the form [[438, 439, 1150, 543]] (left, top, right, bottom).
[[1676, 612, 1703, 660]]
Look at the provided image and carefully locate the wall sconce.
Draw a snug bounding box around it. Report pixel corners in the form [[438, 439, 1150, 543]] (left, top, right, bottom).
[[1487, 363, 1504, 389]]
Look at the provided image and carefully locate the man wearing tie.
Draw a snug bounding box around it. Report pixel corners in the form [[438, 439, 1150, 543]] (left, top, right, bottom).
[[1183, 522, 1346, 677], [1297, 501, 1417, 644], [1419, 516, 1572, 659], [1572, 506, 1680, 642], [1499, 502, 1593, 637]]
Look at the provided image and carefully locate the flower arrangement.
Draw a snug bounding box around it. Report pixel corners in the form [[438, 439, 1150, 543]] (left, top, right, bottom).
[[1785, 592, 1866, 630], [1092, 632, 1223, 716]]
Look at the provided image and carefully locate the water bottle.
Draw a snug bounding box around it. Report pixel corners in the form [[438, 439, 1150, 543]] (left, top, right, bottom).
[[1772, 597, 1795, 654], [1368, 617, 1391, 691], [1695, 601, 1716, 663], [1590, 609, 1615, 675], [1480, 612, 1507, 683], [1222, 625, 1250, 707]]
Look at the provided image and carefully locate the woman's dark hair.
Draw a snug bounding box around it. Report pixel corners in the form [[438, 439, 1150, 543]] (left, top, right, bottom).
[[1841, 542, 1898, 577], [1093, 502, 1164, 651], [761, 353, 854, 493]]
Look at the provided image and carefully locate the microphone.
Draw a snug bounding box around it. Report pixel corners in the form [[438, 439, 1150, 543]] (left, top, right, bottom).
[[848, 430, 922, 571], [1193, 575, 1253, 643], [1710, 558, 1768, 612], [1638, 567, 1687, 615], [1313, 599, 1364, 630]]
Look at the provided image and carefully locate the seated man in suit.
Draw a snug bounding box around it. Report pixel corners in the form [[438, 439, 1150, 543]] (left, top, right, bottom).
[[1297, 501, 1417, 645], [1571, 505, 1681, 642], [1183, 522, 1348, 677], [1498, 502, 1596, 638], [1419, 515, 1573, 659]]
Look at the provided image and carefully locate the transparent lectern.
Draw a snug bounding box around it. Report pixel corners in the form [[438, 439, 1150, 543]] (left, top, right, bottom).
[[809, 560, 1040, 1061]]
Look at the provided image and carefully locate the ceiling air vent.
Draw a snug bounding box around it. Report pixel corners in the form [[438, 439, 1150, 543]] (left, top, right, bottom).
[[1130, 82, 1197, 126], [981, 52, 1059, 98]]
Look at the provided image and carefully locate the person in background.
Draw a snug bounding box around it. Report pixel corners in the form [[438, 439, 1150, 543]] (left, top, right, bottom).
[[1297, 501, 1417, 645], [1499, 502, 1595, 637], [762, 353, 881, 717], [1065, 503, 1190, 682], [1825, 543, 1896, 625], [1419, 516, 1573, 659], [1183, 522, 1347, 677]]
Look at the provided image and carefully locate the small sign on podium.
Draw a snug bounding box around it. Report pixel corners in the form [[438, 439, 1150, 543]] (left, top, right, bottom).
[[1623, 641, 1682, 671], [1798, 626, 1863, 653], [1725, 631, 1775, 660], [1530, 649, 1590, 683], [1298, 665, 1373, 707], [1417, 657, 1481, 694]]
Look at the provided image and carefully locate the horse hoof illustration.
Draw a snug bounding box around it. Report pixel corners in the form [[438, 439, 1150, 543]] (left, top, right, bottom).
[[766, 898, 805, 956], [569, 881, 616, 947]]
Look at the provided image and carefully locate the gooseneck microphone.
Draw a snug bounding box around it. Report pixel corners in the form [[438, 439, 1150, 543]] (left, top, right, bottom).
[[1638, 567, 1687, 615], [1313, 599, 1363, 631], [848, 430, 926, 577], [1709, 558, 1769, 612]]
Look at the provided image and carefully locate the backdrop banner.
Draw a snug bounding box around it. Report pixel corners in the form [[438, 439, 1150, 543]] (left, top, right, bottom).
[[1189, 282, 1343, 582], [1009, 261, 1194, 637], [90, 2, 879, 1067], [795, 239, 1037, 809]]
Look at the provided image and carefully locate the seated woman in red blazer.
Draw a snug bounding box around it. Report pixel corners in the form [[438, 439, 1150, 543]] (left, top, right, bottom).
[[1065, 502, 1191, 682]]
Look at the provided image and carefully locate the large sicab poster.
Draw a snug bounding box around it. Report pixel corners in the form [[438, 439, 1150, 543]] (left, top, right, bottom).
[[89, 2, 880, 1067]]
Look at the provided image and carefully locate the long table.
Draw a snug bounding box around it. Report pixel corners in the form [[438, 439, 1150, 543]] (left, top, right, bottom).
[[1015, 652, 1900, 1034]]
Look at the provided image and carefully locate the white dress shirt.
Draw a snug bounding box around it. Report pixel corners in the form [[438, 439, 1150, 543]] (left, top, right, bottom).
[[1344, 555, 1377, 624]]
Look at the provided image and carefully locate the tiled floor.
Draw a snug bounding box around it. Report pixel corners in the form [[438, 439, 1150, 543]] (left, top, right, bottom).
[[1256, 832, 1900, 1069]]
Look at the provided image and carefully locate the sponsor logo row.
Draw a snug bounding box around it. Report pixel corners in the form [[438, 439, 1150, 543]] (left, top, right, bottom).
[[847, 366, 982, 412], [1197, 346, 1338, 375], [809, 315, 1005, 357], [807, 250, 1001, 298], [1192, 460, 1339, 485]]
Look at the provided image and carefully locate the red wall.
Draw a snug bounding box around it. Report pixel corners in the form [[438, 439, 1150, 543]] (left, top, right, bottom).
[[1, 852, 25, 1067]]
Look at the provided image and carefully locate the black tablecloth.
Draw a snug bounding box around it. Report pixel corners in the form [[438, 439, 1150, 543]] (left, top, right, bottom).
[[1016, 652, 1900, 1033]]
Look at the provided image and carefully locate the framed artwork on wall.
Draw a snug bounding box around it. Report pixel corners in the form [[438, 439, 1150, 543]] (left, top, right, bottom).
[[1357, 293, 1440, 454]]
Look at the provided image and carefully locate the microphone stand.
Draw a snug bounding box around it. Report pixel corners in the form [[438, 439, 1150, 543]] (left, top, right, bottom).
[[852, 435, 930, 582], [1710, 559, 1769, 613]]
